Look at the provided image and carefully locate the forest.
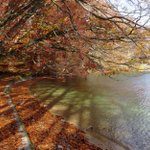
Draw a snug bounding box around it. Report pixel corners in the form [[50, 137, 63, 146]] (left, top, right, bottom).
[[0, 0, 150, 150]]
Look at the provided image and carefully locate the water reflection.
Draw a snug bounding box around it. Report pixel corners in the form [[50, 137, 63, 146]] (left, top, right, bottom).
[[31, 73, 150, 150]]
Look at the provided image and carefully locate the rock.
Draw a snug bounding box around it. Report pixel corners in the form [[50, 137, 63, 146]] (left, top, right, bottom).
[[85, 126, 94, 131], [56, 145, 63, 150], [20, 101, 25, 105], [61, 118, 66, 122]]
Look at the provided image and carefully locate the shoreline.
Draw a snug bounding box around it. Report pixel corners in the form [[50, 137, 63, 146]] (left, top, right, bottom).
[[0, 76, 102, 150]]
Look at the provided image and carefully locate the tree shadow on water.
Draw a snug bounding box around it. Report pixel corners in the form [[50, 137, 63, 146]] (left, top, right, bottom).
[[0, 79, 133, 150], [30, 80, 133, 150]]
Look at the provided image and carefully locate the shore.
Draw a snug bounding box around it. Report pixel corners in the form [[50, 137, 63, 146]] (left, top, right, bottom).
[[0, 76, 101, 150]]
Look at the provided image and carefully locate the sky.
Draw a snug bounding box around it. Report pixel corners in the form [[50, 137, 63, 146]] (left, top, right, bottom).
[[107, 0, 150, 27]]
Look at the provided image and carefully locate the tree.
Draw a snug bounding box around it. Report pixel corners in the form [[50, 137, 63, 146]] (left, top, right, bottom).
[[0, 0, 149, 77]]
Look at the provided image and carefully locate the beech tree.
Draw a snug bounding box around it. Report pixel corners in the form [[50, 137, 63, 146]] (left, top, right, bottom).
[[0, 0, 149, 77]]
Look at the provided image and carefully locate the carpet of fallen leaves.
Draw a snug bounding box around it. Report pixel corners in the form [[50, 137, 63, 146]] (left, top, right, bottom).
[[0, 76, 102, 150], [0, 77, 22, 150]]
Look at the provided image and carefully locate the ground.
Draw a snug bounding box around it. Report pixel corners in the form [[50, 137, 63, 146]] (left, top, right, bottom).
[[0, 76, 101, 150]]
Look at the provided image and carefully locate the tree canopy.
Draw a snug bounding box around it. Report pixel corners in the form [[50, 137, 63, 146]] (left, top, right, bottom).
[[0, 0, 149, 77]]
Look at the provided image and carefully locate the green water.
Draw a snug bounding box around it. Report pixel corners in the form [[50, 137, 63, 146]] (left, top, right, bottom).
[[31, 73, 150, 150]]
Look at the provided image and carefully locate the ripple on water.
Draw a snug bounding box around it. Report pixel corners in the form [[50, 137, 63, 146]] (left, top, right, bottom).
[[31, 73, 150, 150]]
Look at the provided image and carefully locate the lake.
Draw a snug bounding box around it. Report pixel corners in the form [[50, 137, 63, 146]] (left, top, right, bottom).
[[31, 73, 150, 150]]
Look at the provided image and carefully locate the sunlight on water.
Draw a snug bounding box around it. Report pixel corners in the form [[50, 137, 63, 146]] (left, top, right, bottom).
[[31, 73, 150, 150]]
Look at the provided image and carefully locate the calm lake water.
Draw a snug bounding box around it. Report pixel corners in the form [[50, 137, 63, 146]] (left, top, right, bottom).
[[31, 73, 150, 150]]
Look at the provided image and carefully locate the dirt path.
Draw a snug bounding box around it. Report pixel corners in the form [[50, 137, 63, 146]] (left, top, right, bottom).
[[0, 77, 102, 150]]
